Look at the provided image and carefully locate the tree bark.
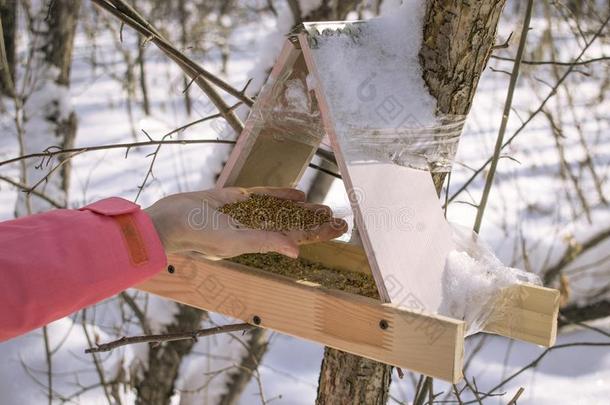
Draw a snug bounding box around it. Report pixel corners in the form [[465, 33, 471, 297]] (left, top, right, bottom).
[[0, 0, 16, 97], [43, 0, 80, 87], [315, 1, 507, 404], [419, 0, 506, 117], [420, 0, 507, 190], [317, 348, 392, 405]]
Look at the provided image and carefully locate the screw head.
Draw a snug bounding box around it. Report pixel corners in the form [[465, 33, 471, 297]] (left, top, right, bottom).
[[167, 265, 175, 274], [252, 315, 262, 325], [379, 319, 389, 330]]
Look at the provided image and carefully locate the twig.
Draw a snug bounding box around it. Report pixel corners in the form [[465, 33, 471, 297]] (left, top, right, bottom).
[[0, 141, 340, 182], [558, 301, 610, 338], [506, 387, 525, 405], [413, 376, 432, 405], [81, 310, 114, 404], [25, 150, 84, 197], [447, 11, 610, 207], [308, 162, 341, 179], [134, 141, 162, 201], [492, 32, 513, 49], [463, 342, 610, 404], [452, 385, 464, 405], [473, 0, 533, 233], [491, 54, 610, 66], [85, 323, 255, 353], [119, 292, 151, 335], [0, 109, 342, 183], [101, 0, 253, 108], [489, 66, 513, 76], [133, 103, 236, 201], [462, 376, 483, 404], [0, 175, 65, 208], [0, 18, 15, 97], [543, 226, 610, 284], [91, 0, 250, 135], [0, 139, 235, 168], [0, 112, 234, 168], [42, 326, 53, 405]]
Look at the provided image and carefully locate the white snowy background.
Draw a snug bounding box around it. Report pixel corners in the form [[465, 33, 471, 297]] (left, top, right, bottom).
[[1, 0, 609, 404]]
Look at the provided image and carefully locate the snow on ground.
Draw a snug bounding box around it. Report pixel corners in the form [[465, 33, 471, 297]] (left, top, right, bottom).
[[0, 1, 609, 404]]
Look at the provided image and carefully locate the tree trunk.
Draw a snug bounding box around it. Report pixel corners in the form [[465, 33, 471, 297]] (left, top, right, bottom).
[[317, 348, 392, 405], [315, 1, 507, 404], [16, 0, 80, 215], [421, 0, 506, 190], [420, 1, 506, 116], [0, 0, 16, 97], [135, 305, 206, 405]]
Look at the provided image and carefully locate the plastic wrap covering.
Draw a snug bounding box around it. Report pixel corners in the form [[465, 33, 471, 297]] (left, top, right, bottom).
[[248, 78, 325, 147], [343, 115, 465, 173], [439, 224, 542, 336]]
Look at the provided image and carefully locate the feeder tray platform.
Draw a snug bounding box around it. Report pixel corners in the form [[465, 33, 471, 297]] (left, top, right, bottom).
[[136, 21, 559, 383]]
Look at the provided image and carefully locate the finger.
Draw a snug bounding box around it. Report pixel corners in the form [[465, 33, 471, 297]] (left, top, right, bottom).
[[234, 228, 300, 258], [285, 218, 348, 245], [247, 187, 306, 202]]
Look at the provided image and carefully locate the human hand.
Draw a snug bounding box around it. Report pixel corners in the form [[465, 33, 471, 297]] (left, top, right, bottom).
[[144, 187, 348, 260]]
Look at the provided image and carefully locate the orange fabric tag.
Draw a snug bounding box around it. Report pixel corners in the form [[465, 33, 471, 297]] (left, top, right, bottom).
[[114, 214, 148, 266]]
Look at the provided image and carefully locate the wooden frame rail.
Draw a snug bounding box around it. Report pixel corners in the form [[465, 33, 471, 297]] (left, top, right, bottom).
[[302, 241, 559, 347], [137, 253, 465, 383]]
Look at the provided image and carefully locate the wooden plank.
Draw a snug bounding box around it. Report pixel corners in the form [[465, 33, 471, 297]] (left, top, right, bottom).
[[217, 43, 322, 189], [136, 253, 465, 383], [299, 241, 371, 275], [301, 241, 559, 347], [216, 41, 301, 187], [485, 284, 559, 347]]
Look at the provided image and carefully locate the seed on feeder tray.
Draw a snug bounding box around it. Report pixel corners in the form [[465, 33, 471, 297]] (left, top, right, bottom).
[[230, 253, 380, 299], [219, 194, 331, 231]]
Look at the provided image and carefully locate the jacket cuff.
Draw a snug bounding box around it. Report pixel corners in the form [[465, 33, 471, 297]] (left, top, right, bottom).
[[80, 198, 167, 269], [80, 197, 141, 216]]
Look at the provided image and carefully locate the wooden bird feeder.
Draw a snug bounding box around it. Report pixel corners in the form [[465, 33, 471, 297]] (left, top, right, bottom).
[[137, 22, 560, 383]]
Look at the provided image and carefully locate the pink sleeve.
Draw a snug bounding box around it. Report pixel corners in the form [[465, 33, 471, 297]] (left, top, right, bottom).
[[0, 197, 167, 341]]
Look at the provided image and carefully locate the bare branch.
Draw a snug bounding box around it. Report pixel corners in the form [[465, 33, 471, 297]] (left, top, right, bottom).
[[464, 342, 610, 404], [0, 112, 235, 168], [506, 387, 525, 405], [491, 54, 610, 66], [91, 0, 250, 135], [559, 300, 610, 329], [543, 227, 610, 285], [473, 0, 533, 233], [447, 11, 610, 206], [85, 323, 255, 353], [0, 175, 65, 208]]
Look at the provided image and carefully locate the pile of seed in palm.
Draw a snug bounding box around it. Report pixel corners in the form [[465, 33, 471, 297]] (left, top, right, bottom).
[[219, 194, 332, 231], [230, 253, 379, 299], [221, 194, 377, 298]]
